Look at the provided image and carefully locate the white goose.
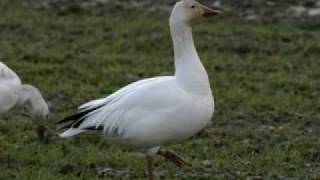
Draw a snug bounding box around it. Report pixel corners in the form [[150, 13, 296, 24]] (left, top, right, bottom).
[[0, 61, 49, 141], [57, 0, 221, 179]]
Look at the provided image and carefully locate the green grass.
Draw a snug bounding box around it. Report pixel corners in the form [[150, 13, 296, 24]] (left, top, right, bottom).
[[1, 0, 320, 179]]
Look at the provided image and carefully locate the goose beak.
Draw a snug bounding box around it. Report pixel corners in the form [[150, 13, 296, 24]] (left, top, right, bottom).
[[200, 4, 222, 17]]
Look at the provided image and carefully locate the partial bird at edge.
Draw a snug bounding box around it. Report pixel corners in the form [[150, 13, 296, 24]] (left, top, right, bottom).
[[0, 61, 50, 142]]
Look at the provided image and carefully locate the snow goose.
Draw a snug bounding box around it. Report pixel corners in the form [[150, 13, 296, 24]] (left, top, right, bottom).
[[0, 62, 49, 141], [57, 0, 221, 179]]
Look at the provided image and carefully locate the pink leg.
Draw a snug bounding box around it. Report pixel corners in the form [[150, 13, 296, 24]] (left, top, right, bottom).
[[158, 149, 192, 168]]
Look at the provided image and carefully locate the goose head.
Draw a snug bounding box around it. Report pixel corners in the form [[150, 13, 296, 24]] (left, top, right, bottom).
[[170, 0, 222, 24], [19, 84, 49, 122], [19, 84, 50, 142]]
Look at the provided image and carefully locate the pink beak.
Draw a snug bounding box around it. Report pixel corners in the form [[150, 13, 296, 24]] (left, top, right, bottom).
[[200, 4, 222, 17]]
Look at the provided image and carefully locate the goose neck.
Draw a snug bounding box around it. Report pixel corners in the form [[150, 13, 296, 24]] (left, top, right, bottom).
[[169, 19, 211, 94]]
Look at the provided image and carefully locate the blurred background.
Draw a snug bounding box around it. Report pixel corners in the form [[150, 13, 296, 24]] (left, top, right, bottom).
[[1, 0, 320, 179], [29, 0, 320, 21]]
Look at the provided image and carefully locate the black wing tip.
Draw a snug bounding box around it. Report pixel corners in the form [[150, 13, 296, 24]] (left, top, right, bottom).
[[56, 105, 103, 130], [56, 113, 85, 130], [55, 118, 74, 130], [83, 125, 104, 131], [56, 112, 78, 122]]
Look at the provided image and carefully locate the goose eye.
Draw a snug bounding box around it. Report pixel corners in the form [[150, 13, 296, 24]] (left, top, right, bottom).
[[191, 5, 195, 8]]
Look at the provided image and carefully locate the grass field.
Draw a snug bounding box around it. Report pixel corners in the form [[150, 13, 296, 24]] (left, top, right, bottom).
[[1, 0, 320, 179]]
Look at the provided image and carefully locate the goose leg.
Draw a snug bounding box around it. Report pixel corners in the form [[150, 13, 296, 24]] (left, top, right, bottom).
[[158, 149, 192, 167], [146, 155, 154, 180]]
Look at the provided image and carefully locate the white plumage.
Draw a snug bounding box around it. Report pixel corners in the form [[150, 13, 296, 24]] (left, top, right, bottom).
[[57, 0, 221, 179], [0, 62, 21, 113], [0, 61, 49, 140], [61, 76, 212, 147]]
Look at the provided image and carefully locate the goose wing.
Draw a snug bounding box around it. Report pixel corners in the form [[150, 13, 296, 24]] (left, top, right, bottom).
[[57, 76, 189, 139]]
